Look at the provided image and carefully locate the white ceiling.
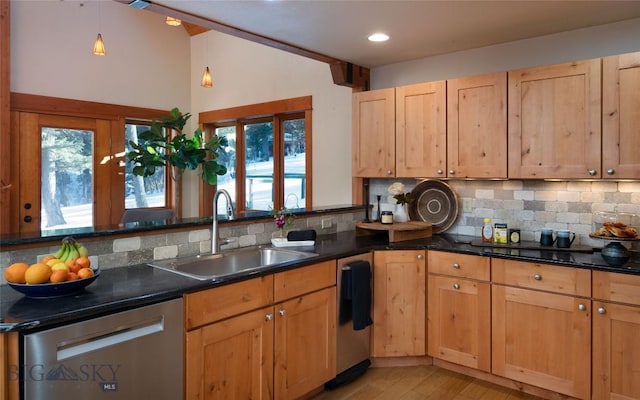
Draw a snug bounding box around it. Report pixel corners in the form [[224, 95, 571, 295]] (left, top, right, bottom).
[[153, 0, 640, 68]]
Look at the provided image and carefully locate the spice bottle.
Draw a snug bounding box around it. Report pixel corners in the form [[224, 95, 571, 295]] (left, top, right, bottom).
[[482, 218, 494, 242]]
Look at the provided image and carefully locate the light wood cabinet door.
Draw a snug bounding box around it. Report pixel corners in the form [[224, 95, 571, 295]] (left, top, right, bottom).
[[372, 250, 426, 357], [274, 287, 336, 400], [185, 306, 274, 400], [352, 88, 395, 177], [448, 72, 507, 178], [428, 274, 491, 372], [508, 58, 602, 179], [395, 81, 446, 177], [592, 301, 640, 400], [492, 285, 591, 399], [603, 51, 640, 179]]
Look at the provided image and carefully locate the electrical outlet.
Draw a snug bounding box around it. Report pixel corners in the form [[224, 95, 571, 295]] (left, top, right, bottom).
[[463, 198, 473, 213], [321, 218, 332, 229]]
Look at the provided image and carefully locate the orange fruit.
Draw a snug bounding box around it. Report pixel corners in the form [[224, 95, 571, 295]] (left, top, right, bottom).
[[49, 269, 68, 283], [41, 255, 56, 264], [5, 262, 29, 284], [67, 272, 79, 281], [66, 259, 80, 274], [76, 256, 91, 269], [77, 268, 94, 279], [25, 263, 52, 284]]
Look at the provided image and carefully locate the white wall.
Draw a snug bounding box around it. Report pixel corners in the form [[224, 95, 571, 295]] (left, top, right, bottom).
[[371, 18, 640, 89], [11, 0, 190, 110], [186, 31, 353, 216]]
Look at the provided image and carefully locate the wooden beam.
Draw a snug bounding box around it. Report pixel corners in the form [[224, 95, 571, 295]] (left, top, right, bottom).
[[111, 0, 370, 91]]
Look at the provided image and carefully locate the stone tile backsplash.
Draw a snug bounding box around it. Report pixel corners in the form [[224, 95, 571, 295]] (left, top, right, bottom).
[[370, 179, 640, 249], [0, 211, 363, 284]]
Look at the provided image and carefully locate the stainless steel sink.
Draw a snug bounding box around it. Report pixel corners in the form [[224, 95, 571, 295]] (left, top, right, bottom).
[[148, 246, 318, 280]]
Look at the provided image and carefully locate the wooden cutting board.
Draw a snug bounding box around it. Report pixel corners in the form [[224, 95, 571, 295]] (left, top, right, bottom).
[[356, 221, 433, 242]]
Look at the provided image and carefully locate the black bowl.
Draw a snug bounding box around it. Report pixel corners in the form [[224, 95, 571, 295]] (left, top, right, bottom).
[[7, 269, 100, 298], [601, 242, 630, 266]]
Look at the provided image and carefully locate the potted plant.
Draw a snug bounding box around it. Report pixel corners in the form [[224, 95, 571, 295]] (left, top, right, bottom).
[[126, 107, 228, 185]]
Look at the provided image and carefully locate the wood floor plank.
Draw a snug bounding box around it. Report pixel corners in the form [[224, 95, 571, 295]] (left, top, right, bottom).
[[313, 365, 546, 400]]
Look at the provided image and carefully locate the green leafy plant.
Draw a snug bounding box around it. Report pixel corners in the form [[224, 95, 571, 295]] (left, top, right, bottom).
[[126, 108, 228, 185]]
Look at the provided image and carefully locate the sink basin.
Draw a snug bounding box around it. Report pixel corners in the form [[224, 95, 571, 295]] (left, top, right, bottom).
[[148, 246, 318, 280]]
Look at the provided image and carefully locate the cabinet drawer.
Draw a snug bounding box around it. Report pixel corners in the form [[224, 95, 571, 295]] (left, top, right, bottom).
[[274, 260, 336, 303], [185, 275, 274, 330], [428, 251, 490, 281], [492, 258, 590, 297], [593, 270, 640, 305]]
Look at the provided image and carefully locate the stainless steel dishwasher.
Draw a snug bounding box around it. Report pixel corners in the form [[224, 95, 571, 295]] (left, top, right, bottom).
[[22, 298, 183, 400], [326, 253, 372, 389]]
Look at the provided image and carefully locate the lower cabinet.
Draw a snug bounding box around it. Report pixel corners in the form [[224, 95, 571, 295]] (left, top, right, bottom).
[[592, 270, 640, 400], [372, 250, 426, 357], [427, 251, 491, 372], [491, 259, 591, 400], [185, 261, 336, 400]]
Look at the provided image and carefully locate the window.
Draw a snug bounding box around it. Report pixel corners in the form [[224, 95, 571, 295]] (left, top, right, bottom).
[[124, 122, 167, 209], [201, 96, 312, 213]]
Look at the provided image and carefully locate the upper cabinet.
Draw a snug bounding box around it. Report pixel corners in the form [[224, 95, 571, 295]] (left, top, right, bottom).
[[352, 88, 396, 177], [508, 59, 602, 179], [396, 81, 447, 177], [353, 73, 506, 179], [602, 52, 640, 179], [448, 72, 507, 178]]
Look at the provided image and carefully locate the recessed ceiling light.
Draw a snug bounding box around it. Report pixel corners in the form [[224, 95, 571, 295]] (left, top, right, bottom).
[[368, 33, 389, 42]]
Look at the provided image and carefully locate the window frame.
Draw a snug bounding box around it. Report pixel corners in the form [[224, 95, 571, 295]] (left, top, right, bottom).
[[199, 96, 312, 215], [7, 92, 174, 232]]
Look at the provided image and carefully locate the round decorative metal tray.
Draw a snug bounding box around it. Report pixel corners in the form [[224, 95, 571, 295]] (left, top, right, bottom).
[[408, 179, 459, 234]]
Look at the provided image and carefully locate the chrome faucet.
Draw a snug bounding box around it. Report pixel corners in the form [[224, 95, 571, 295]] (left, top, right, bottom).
[[212, 189, 235, 254]]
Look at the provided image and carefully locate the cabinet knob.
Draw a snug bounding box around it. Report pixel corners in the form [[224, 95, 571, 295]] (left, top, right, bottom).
[[607, 168, 615, 175], [436, 169, 443, 175], [453, 263, 460, 269], [449, 170, 455, 175], [453, 283, 460, 290], [417, 254, 423, 260], [265, 313, 274, 321], [386, 169, 392, 175], [578, 304, 586, 311], [24, 216, 32, 223], [598, 307, 606, 314], [279, 309, 287, 316], [533, 274, 542, 281], [588, 169, 597, 176]]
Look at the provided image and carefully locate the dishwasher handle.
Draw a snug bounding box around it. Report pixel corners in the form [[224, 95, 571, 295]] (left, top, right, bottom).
[[57, 316, 165, 361]]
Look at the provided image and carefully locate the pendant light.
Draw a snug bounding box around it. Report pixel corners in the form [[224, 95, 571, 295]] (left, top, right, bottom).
[[201, 67, 213, 88], [201, 33, 212, 88], [92, 2, 105, 56], [165, 16, 181, 26], [93, 33, 106, 56]]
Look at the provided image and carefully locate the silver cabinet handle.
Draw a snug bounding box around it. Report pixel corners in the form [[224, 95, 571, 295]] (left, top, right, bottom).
[[453, 283, 460, 290], [436, 169, 443, 175], [533, 274, 542, 281], [417, 254, 423, 260], [588, 169, 597, 176], [279, 309, 286, 316], [453, 263, 460, 269], [607, 168, 615, 175], [266, 313, 274, 321], [386, 169, 392, 175], [598, 307, 606, 314], [578, 304, 586, 311], [449, 169, 455, 175]]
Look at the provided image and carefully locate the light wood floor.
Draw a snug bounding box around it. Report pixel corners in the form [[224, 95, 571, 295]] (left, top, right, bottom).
[[313, 365, 545, 400]]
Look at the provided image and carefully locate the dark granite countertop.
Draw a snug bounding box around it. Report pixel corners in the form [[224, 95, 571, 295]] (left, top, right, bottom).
[[2, 231, 638, 332]]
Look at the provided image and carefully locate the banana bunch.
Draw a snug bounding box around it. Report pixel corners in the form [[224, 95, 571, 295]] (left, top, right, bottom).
[[53, 237, 89, 262]]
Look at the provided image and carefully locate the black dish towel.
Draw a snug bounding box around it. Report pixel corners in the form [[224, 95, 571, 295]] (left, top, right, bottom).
[[339, 261, 373, 331]]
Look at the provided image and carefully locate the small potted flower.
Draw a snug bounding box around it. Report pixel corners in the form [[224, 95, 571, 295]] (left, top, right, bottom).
[[272, 207, 295, 239], [388, 182, 414, 222]]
